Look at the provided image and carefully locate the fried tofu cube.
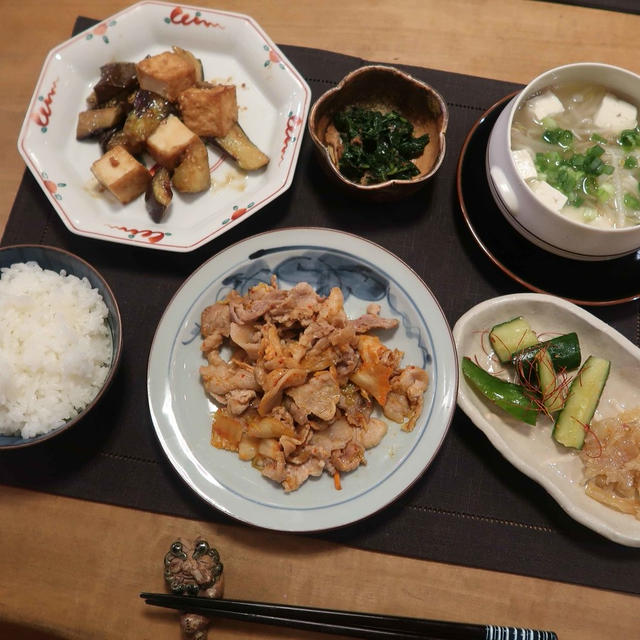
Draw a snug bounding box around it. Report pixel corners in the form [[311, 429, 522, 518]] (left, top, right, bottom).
[[177, 85, 238, 137], [146, 114, 199, 169], [91, 145, 151, 204], [136, 51, 196, 101]]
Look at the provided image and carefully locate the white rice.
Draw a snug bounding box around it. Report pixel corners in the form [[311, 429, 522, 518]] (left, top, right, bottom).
[[0, 261, 113, 438]]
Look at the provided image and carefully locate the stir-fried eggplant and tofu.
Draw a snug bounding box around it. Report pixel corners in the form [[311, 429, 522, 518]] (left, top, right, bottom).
[[77, 47, 269, 221]]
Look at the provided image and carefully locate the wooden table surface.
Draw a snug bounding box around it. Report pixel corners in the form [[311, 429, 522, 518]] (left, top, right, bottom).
[[1, 2, 638, 639]]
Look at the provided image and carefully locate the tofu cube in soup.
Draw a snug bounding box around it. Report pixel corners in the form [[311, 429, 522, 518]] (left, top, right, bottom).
[[91, 145, 151, 204], [146, 114, 199, 169], [136, 51, 196, 101], [511, 149, 537, 181], [594, 94, 638, 131], [530, 179, 568, 211], [526, 91, 564, 122], [178, 85, 238, 137]]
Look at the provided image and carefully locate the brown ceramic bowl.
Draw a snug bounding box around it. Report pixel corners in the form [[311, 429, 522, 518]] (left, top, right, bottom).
[[308, 65, 448, 201]]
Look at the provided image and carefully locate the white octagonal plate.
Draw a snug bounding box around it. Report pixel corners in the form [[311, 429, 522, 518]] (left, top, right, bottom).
[[18, 1, 310, 252]]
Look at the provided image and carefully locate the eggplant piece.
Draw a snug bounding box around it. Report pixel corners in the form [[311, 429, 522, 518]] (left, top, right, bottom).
[[172, 46, 205, 83], [93, 62, 138, 104], [102, 89, 136, 112], [213, 123, 269, 171], [86, 91, 99, 109], [122, 89, 176, 151], [76, 105, 125, 139], [98, 126, 119, 152], [99, 127, 139, 155], [172, 139, 210, 193], [145, 167, 173, 222]]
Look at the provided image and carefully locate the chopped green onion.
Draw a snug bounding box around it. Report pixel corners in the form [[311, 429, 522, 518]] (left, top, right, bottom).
[[623, 193, 640, 210], [624, 156, 638, 169], [590, 133, 607, 144], [597, 182, 614, 202], [582, 175, 598, 197], [582, 207, 597, 222], [534, 143, 614, 207], [618, 127, 640, 152], [542, 128, 574, 148]]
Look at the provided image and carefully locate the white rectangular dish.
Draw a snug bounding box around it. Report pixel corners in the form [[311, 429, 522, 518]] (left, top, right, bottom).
[[454, 293, 640, 546]]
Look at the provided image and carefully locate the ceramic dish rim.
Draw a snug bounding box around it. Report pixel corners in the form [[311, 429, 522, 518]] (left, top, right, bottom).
[[146, 226, 459, 532]]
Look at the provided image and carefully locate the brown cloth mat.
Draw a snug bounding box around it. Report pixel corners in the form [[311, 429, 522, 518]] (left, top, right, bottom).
[[1, 16, 639, 595]]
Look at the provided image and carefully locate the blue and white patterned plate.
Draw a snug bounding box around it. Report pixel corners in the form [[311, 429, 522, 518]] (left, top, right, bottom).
[[147, 228, 458, 531]]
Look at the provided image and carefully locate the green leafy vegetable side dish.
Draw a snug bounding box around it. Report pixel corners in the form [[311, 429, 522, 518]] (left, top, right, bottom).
[[333, 107, 429, 184]]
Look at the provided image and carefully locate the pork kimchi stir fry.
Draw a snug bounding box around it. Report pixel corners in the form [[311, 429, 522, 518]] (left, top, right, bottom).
[[199, 278, 429, 492]]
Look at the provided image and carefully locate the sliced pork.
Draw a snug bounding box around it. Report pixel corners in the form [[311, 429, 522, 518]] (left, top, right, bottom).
[[199, 277, 429, 492]]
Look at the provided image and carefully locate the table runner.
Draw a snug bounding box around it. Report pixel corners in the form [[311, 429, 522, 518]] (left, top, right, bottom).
[[540, 0, 640, 14], [1, 16, 639, 596]]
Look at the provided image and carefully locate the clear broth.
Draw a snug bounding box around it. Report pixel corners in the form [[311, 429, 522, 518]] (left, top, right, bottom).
[[511, 83, 640, 229]]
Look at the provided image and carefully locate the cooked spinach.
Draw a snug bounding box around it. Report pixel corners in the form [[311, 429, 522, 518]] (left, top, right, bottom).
[[332, 107, 429, 184]]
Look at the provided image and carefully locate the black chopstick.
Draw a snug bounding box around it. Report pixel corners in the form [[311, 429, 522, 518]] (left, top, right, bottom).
[[140, 592, 558, 639]]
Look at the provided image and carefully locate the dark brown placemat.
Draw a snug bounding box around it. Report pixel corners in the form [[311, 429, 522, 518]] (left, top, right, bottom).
[[1, 16, 639, 595], [538, 0, 640, 13]]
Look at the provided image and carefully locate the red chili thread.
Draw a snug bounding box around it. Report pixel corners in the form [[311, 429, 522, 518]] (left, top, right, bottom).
[[477, 328, 502, 366], [574, 417, 603, 458]]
